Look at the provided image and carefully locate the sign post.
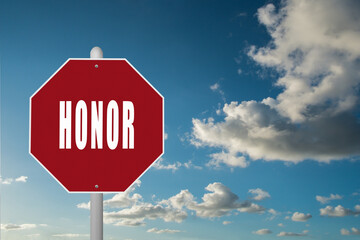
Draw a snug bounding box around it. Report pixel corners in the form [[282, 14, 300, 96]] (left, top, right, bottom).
[[90, 46, 104, 240], [91, 192, 103, 240], [29, 46, 164, 239]]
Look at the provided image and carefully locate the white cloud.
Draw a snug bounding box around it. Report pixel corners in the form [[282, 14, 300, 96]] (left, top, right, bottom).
[[320, 205, 360, 217], [278, 223, 284, 227], [182, 182, 265, 218], [0, 178, 13, 185], [256, 3, 278, 27], [1, 223, 36, 231], [52, 234, 89, 238], [104, 180, 142, 208], [76, 202, 90, 210], [77, 182, 267, 227], [147, 228, 181, 234], [183, 160, 203, 170], [15, 176, 28, 182], [268, 209, 277, 215], [210, 83, 225, 101], [191, 0, 360, 167], [253, 229, 272, 235], [238, 202, 266, 214], [0, 176, 28, 185], [152, 158, 202, 171], [210, 83, 220, 91], [291, 212, 312, 222], [78, 180, 187, 227], [249, 188, 270, 201], [113, 219, 145, 227], [222, 221, 232, 225], [104, 203, 187, 226], [316, 194, 342, 204], [341, 227, 360, 236], [164, 132, 168, 140], [163, 189, 195, 210], [237, 68, 242, 75], [170, 183, 239, 218], [152, 157, 182, 171], [278, 230, 309, 237], [208, 151, 248, 168], [267, 208, 280, 220]]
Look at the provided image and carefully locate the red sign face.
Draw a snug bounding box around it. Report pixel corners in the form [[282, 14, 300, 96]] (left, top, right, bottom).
[[30, 59, 164, 192]]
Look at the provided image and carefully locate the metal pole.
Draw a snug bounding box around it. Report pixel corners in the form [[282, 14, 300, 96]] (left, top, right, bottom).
[[91, 193, 103, 240], [90, 46, 103, 240]]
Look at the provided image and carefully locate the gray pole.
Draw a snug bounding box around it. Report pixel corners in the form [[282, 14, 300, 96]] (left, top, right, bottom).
[[90, 46, 103, 240], [90, 193, 103, 240]]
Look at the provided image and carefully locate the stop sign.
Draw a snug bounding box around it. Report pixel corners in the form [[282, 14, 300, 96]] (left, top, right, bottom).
[[30, 59, 164, 192]]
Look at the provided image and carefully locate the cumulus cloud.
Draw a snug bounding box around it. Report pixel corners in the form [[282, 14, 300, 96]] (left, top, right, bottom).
[[253, 229, 272, 235], [238, 202, 266, 214], [78, 182, 267, 227], [249, 188, 270, 201], [147, 228, 181, 234], [316, 194, 342, 204], [320, 205, 360, 217], [278, 230, 309, 237], [162, 189, 195, 210], [15, 176, 28, 182], [341, 227, 360, 235], [77, 180, 187, 227], [256, 3, 278, 27], [208, 151, 248, 168], [162, 182, 265, 218], [76, 202, 90, 210], [188, 182, 265, 217], [104, 203, 187, 226], [152, 158, 182, 171], [1, 223, 36, 231], [291, 212, 312, 222], [191, 0, 360, 167], [104, 180, 142, 208]]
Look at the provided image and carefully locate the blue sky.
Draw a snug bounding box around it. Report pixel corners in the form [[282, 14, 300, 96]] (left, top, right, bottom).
[[1, 0, 360, 239]]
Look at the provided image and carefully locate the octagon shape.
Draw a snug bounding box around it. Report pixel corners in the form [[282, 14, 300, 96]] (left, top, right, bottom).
[[30, 59, 164, 192]]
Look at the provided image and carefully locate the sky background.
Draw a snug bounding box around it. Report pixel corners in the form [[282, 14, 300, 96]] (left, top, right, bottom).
[[1, 0, 360, 239]]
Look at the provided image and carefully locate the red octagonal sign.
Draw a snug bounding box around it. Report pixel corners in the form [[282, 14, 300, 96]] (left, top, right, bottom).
[[30, 59, 164, 192]]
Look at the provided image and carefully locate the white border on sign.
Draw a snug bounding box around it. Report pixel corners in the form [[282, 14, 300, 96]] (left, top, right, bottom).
[[29, 58, 165, 193]]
